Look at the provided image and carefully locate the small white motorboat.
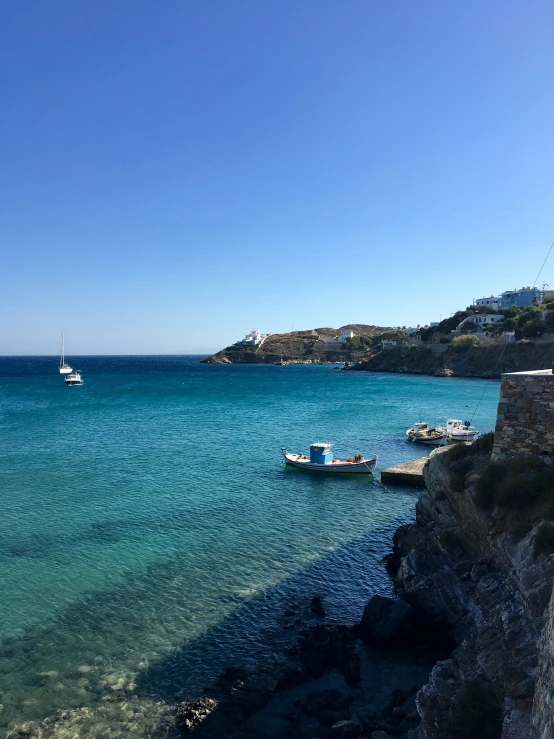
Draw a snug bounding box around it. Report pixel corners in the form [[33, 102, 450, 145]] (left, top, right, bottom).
[[59, 328, 72, 374], [282, 443, 377, 474], [64, 370, 83, 387], [405, 422, 445, 445], [440, 418, 479, 443]]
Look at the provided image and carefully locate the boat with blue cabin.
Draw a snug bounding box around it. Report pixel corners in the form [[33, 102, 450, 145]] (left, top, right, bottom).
[[282, 442, 377, 473]]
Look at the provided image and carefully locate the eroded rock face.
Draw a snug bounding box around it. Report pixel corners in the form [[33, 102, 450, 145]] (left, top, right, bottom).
[[393, 448, 554, 738]]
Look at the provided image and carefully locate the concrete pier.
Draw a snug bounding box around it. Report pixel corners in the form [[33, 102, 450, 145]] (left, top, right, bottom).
[[381, 457, 428, 487]]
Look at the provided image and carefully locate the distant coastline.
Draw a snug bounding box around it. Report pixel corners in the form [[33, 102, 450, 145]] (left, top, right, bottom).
[[201, 326, 554, 378]]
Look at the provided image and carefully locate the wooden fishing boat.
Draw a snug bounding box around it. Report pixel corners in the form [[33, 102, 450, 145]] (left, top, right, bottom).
[[406, 422, 445, 445], [282, 443, 377, 474]]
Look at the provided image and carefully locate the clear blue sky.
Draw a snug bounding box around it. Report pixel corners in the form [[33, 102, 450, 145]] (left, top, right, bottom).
[[2, 1, 553, 354]]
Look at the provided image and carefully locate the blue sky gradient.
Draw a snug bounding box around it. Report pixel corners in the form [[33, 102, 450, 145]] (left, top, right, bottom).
[[2, 1, 553, 354]]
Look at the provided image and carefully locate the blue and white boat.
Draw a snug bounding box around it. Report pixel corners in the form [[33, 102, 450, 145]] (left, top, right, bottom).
[[64, 370, 83, 387], [282, 442, 377, 474]]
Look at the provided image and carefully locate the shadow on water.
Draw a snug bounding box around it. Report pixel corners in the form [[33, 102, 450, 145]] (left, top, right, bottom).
[[130, 520, 410, 703], [0, 511, 421, 730]]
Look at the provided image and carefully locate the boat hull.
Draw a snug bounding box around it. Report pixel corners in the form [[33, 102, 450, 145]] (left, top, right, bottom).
[[282, 450, 377, 474], [447, 432, 479, 443], [406, 432, 445, 446]]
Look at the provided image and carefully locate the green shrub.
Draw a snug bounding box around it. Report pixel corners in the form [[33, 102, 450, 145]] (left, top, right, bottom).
[[475, 460, 554, 513], [534, 523, 554, 557], [448, 442, 473, 462], [452, 334, 480, 351], [472, 432, 494, 454], [516, 318, 542, 339], [507, 457, 542, 475], [452, 457, 474, 477], [474, 462, 509, 510], [494, 476, 538, 511]]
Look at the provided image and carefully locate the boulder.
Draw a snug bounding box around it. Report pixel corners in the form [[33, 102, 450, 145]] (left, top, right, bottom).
[[360, 595, 416, 646]]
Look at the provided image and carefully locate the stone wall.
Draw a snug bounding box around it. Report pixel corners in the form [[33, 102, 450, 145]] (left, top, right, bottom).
[[492, 370, 554, 460]]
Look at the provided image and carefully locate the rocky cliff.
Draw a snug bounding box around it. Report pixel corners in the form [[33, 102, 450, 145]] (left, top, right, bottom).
[[392, 443, 554, 738], [351, 342, 554, 378]]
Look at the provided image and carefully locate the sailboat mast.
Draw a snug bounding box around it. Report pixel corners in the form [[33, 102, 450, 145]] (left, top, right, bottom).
[[60, 328, 65, 368]]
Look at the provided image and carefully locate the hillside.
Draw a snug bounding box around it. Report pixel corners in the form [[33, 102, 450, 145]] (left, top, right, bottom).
[[349, 341, 554, 377], [200, 325, 384, 364]]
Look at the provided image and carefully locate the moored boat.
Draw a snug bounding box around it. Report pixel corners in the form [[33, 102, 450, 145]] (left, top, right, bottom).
[[282, 443, 377, 473], [59, 328, 72, 374], [64, 370, 83, 387], [405, 422, 445, 445], [440, 418, 479, 443]]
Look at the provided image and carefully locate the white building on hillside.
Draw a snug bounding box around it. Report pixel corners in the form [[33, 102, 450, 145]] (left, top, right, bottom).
[[475, 295, 500, 309], [404, 327, 419, 335], [382, 340, 397, 348], [242, 330, 269, 346], [335, 330, 354, 343], [457, 314, 503, 330]]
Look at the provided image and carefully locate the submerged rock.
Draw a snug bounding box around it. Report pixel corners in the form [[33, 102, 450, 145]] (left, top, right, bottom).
[[359, 595, 416, 647]]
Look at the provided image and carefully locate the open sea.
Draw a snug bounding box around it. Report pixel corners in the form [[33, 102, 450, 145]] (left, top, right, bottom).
[[0, 356, 500, 736]]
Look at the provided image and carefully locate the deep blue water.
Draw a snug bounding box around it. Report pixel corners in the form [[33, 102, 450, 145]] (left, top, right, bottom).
[[0, 356, 500, 736]]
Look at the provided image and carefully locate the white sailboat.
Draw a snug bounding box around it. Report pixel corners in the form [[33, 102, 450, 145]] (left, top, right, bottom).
[[59, 328, 73, 374]]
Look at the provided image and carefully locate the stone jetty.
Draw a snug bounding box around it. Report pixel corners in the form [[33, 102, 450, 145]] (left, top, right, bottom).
[[380, 457, 428, 487]]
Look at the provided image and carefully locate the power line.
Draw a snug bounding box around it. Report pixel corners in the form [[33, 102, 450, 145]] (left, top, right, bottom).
[[532, 240, 554, 290]]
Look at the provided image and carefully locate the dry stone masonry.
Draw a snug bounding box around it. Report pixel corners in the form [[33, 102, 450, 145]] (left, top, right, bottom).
[[492, 369, 554, 460]]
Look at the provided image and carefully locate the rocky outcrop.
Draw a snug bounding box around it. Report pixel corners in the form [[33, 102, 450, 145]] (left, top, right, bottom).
[[532, 585, 554, 738], [201, 325, 382, 365], [351, 342, 554, 378], [392, 447, 554, 738], [360, 596, 416, 647]]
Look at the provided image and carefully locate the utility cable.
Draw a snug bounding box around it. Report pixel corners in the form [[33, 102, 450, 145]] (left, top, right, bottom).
[[532, 240, 554, 291]]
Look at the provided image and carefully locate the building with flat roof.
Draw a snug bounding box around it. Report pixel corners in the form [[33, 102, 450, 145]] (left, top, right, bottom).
[[474, 287, 541, 310], [475, 295, 500, 309], [242, 330, 268, 346], [457, 314, 503, 330]]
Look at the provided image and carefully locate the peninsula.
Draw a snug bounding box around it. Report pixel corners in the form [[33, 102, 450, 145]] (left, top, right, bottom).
[[200, 324, 388, 365]]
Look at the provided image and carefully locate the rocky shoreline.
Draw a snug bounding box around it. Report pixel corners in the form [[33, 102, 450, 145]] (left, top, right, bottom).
[[202, 336, 554, 380], [347, 342, 554, 379]]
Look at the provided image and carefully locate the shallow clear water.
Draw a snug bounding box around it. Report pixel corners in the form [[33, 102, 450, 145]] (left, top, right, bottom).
[[0, 357, 500, 735]]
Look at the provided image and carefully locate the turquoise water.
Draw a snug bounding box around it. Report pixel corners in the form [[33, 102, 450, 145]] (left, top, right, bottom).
[[0, 357, 500, 736]]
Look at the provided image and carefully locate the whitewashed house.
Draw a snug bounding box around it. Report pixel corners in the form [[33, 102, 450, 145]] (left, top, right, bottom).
[[335, 330, 354, 343], [457, 314, 503, 330], [242, 330, 268, 346], [475, 295, 500, 309], [382, 340, 397, 348]]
